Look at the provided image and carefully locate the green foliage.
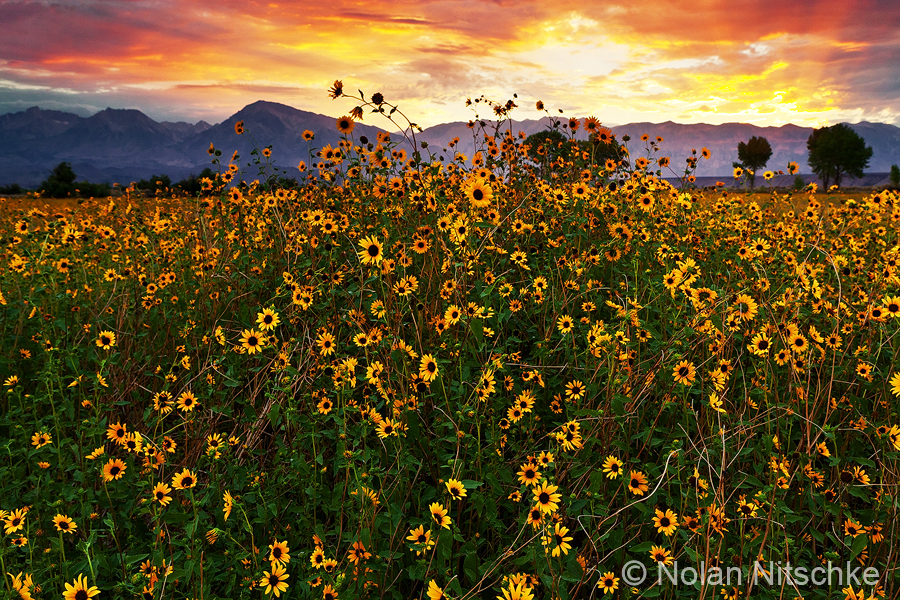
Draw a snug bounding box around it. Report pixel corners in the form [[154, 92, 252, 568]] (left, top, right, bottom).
[[136, 174, 172, 195], [175, 168, 218, 195], [39, 161, 110, 198], [736, 136, 773, 188], [0, 183, 24, 195], [890, 164, 899, 188], [807, 123, 873, 188], [1, 101, 898, 600], [40, 161, 78, 197]]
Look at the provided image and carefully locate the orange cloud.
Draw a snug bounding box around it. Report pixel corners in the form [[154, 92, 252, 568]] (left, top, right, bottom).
[[0, 0, 897, 127]]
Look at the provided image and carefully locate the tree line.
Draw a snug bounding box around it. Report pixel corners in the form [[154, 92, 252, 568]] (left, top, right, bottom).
[[0, 163, 221, 198], [734, 123, 898, 189], [1, 123, 897, 197]]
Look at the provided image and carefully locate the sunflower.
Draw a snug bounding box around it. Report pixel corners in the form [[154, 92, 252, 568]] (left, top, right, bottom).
[[102, 458, 127, 482], [96, 330, 116, 349], [53, 514, 77, 534], [653, 508, 679, 536], [172, 468, 198, 490], [463, 177, 493, 208], [672, 360, 696, 386], [429, 502, 451, 529], [3, 508, 26, 534], [565, 380, 585, 400], [557, 314, 574, 334], [177, 391, 199, 412], [888, 372, 900, 397], [595, 127, 614, 144], [603, 456, 622, 479], [497, 580, 534, 600], [525, 506, 544, 529], [545, 522, 573, 557], [310, 546, 326, 568], [419, 354, 439, 382], [748, 332, 770, 356], [322, 584, 339, 600], [240, 329, 266, 354], [123, 432, 143, 453], [336, 115, 355, 135], [256, 308, 281, 331], [517, 462, 542, 486], [427, 579, 446, 600], [684, 514, 701, 532], [733, 294, 758, 321], [268, 539, 290, 566], [532, 481, 561, 514], [347, 540, 371, 564], [597, 572, 619, 595], [31, 431, 52, 448], [258, 563, 289, 597], [446, 478, 467, 500], [357, 235, 383, 265], [650, 545, 673, 566], [406, 525, 435, 554], [152, 482, 173, 506], [376, 418, 397, 438], [63, 574, 100, 600], [223, 491, 234, 521], [627, 470, 649, 496], [844, 519, 864, 538]]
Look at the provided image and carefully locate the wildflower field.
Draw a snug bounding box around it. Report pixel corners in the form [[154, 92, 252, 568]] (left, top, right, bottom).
[[2, 88, 900, 600]]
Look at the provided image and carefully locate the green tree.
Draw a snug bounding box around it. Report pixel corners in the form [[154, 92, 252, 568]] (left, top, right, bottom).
[[136, 174, 172, 195], [806, 124, 873, 189], [890, 164, 899, 188], [175, 168, 217, 195], [41, 161, 77, 197], [736, 136, 772, 188]]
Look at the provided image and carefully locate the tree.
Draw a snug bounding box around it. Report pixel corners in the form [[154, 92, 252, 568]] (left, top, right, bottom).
[[175, 168, 217, 195], [736, 136, 772, 188], [806, 124, 873, 189], [41, 161, 77, 197], [39, 162, 110, 198], [136, 174, 172, 195], [890, 164, 899, 189]]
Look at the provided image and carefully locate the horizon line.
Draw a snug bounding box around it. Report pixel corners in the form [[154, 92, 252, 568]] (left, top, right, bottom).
[[2, 101, 897, 131]]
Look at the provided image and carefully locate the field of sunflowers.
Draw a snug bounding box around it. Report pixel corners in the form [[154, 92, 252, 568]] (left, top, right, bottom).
[[2, 89, 900, 600]]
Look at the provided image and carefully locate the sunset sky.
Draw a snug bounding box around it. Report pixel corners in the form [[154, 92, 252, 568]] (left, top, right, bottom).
[[1, 0, 899, 129]]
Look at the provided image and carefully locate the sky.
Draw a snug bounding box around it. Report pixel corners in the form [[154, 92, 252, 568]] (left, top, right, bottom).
[[1, 0, 899, 129]]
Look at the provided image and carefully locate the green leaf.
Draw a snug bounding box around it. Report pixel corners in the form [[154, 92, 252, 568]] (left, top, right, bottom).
[[849, 534, 868, 560]]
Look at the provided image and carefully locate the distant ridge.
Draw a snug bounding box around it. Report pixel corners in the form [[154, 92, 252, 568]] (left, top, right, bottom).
[[1, 102, 898, 187]]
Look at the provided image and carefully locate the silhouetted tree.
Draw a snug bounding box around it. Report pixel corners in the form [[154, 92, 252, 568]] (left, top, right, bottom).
[[176, 168, 217, 195], [136, 174, 172, 195], [40, 162, 110, 197], [890, 164, 899, 189], [41, 162, 77, 197], [736, 136, 772, 188], [807, 124, 872, 189]]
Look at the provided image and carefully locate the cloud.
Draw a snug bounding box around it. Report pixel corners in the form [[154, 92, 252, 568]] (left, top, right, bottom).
[[0, 0, 897, 126]]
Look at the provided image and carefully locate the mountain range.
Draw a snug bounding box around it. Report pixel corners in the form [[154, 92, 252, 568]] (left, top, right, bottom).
[[1, 101, 898, 188]]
